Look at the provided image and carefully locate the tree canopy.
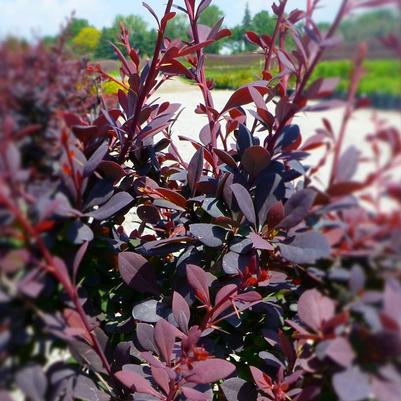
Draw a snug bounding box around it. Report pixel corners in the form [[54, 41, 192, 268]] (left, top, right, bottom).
[[199, 5, 225, 54], [45, 6, 399, 59], [72, 26, 101, 56]]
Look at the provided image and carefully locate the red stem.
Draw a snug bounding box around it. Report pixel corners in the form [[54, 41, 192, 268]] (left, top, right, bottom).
[[266, 0, 349, 153], [265, 0, 288, 72], [185, 0, 218, 168], [329, 45, 365, 186], [0, 192, 112, 375], [119, 0, 174, 162], [199, 278, 256, 332], [251, 1, 287, 136], [62, 136, 82, 209]]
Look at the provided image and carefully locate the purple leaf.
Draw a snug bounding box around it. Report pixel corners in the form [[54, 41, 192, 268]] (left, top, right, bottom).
[[84, 180, 114, 209], [115, 370, 161, 398], [89, 192, 133, 220], [0, 391, 14, 401], [69, 340, 104, 372], [307, 77, 340, 99], [52, 257, 73, 290], [185, 359, 236, 384], [199, 124, 212, 145], [15, 365, 47, 401], [181, 386, 209, 401], [73, 375, 111, 401], [142, 2, 160, 26], [236, 291, 262, 304], [236, 124, 254, 156], [186, 264, 211, 306], [132, 299, 166, 323], [231, 183, 256, 225], [383, 278, 401, 328], [151, 366, 170, 395], [98, 160, 126, 183], [221, 82, 269, 114], [136, 323, 159, 354], [73, 241, 89, 283], [259, 351, 285, 369], [279, 231, 330, 264], [275, 125, 301, 152], [18, 268, 45, 298], [220, 377, 258, 401], [141, 352, 165, 369], [332, 366, 371, 401], [321, 337, 355, 368], [335, 146, 359, 183], [137, 204, 161, 224], [298, 289, 335, 331], [188, 147, 204, 195], [118, 252, 159, 295], [372, 377, 401, 401], [67, 221, 93, 245], [214, 148, 237, 169], [190, 224, 227, 248], [241, 146, 271, 178], [349, 265, 366, 295], [255, 173, 284, 227], [278, 189, 316, 229], [250, 366, 267, 390], [154, 319, 177, 363], [142, 236, 192, 255], [267, 201, 285, 229], [172, 292, 190, 332], [277, 49, 296, 72], [83, 141, 108, 177], [222, 251, 252, 275], [1, 249, 29, 274], [196, 0, 213, 18], [211, 284, 237, 320], [249, 232, 274, 251]]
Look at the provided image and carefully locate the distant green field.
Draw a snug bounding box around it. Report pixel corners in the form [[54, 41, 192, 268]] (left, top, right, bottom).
[[205, 59, 401, 97], [102, 59, 400, 100]]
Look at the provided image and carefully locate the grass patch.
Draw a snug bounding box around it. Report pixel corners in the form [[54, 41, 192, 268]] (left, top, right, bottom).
[[204, 59, 401, 96], [102, 60, 400, 99]]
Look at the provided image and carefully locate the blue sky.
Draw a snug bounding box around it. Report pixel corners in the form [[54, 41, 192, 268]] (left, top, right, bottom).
[[0, 0, 342, 39]]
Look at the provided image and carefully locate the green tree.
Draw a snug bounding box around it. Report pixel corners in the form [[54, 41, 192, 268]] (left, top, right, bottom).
[[67, 18, 89, 39], [94, 27, 119, 59], [115, 15, 156, 57], [94, 15, 155, 59], [72, 26, 101, 56], [140, 28, 157, 57], [42, 35, 57, 48], [340, 10, 399, 43], [242, 2, 252, 31], [198, 5, 225, 54], [114, 15, 148, 36], [198, 5, 224, 26], [227, 2, 254, 53], [252, 11, 275, 36], [165, 14, 189, 41]]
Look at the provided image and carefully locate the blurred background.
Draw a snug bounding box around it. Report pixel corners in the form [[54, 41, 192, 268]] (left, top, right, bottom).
[[0, 3, 401, 401], [1, 0, 400, 108]]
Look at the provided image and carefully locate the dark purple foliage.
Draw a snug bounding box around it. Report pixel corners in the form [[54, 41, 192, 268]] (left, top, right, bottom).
[[0, 1, 400, 401]]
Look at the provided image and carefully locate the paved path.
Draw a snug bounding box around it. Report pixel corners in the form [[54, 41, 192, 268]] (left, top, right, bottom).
[[124, 79, 400, 232], [153, 79, 401, 183]]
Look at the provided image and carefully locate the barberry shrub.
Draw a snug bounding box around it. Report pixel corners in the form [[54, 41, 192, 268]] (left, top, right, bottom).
[[0, 1, 400, 401]]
